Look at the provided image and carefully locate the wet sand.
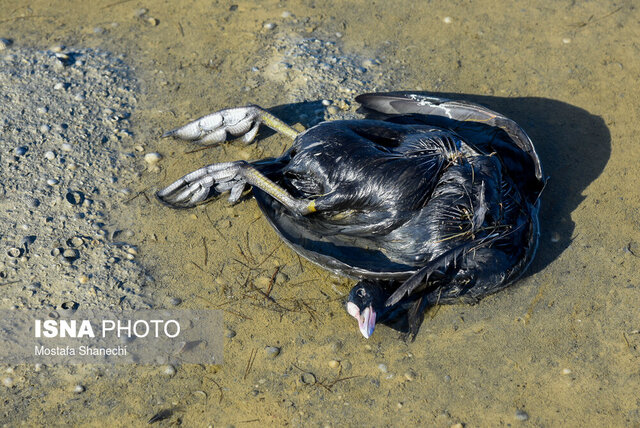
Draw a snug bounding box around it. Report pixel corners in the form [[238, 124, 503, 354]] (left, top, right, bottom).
[[1, 1, 639, 426]]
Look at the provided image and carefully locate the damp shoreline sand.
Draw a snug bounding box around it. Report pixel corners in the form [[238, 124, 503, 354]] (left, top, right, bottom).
[[1, 1, 639, 426]]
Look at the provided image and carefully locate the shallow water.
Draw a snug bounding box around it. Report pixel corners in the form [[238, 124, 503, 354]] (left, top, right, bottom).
[[1, 0, 639, 426]]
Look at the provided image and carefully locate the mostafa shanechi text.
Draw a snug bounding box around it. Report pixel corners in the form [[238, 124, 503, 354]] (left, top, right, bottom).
[[0, 310, 224, 364]]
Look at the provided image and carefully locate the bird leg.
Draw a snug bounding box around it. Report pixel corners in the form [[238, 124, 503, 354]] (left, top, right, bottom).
[[162, 105, 299, 145], [157, 160, 317, 215]]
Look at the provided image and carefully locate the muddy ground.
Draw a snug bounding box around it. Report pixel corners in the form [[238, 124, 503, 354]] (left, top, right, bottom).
[[1, 0, 639, 426]]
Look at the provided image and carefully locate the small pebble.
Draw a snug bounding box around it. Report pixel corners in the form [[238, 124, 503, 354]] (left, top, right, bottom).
[[36, 106, 48, 114], [15, 146, 28, 156], [53, 82, 64, 90], [70, 237, 84, 247], [515, 409, 529, 421], [134, 8, 148, 17], [192, 390, 207, 401], [61, 143, 72, 152], [326, 106, 339, 115], [147, 17, 159, 26], [265, 346, 281, 358], [40, 124, 50, 133], [404, 370, 416, 381], [163, 365, 176, 376], [66, 191, 84, 205], [443, 16, 453, 24], [34, 363, 43, 372], [0, 38, 12, 50], [263, 22, 276, 30], [300, 372, 316, 385], [170, 297, 182, 306], [362, 59, 378, 68], [321, 99, 331, 106], [78, 275, 89, 284], [7, 247, 22, 258], [63, 249, 78, 258], [224, 328, 236, 338], [281, 11, 292, 18], [444, 374, 452, 383], [562, 368, 572, 375], [377, 363, 388, 373], [2, 377, 14, 388], [56, 53, 70, 62], [451, 424, 463, 428], [337, 100, 350, 110], [73, 384, 85, 393], [144, 152, 162, 164], [562, 38, 571, 44], [44, 151, 56, 160], [50, 44, 64, 52], [328, 360, 340, 369]]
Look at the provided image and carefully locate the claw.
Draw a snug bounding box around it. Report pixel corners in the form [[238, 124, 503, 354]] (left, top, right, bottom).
[[229, 182, 246, 203], [241, 123, 260, 143]]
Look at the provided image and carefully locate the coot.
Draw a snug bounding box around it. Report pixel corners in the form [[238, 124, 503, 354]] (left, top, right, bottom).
[[157, 92, 544, 339]]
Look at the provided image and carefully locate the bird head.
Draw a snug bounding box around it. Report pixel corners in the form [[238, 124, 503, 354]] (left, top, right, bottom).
[[346, 280, 387, 338]]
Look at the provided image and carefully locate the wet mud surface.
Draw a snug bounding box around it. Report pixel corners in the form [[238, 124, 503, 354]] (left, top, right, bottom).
[[1, 1, 639, 426]]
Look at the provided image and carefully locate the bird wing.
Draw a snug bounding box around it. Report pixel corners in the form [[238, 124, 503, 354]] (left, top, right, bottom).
[[355, 92, 545, 202], [384, 240, 478, 307]]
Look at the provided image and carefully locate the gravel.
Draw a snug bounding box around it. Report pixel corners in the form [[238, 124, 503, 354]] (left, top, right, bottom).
[[0, 46, 151, 311]]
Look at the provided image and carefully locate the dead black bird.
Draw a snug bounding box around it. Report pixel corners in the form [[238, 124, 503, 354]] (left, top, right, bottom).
[[157, 92, 544, 339]]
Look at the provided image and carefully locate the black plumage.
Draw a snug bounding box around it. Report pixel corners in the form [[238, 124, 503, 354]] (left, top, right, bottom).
[[158, 92, 544, 339]]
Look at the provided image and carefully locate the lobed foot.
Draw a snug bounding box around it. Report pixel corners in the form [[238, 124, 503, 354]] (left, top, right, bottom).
[[157, 161, 249, 208], [162, 106, 263, 145], [162, 105, 299, 146]]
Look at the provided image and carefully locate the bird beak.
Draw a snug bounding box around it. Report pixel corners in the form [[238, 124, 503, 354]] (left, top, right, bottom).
[[357, 305, 377, 339]]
